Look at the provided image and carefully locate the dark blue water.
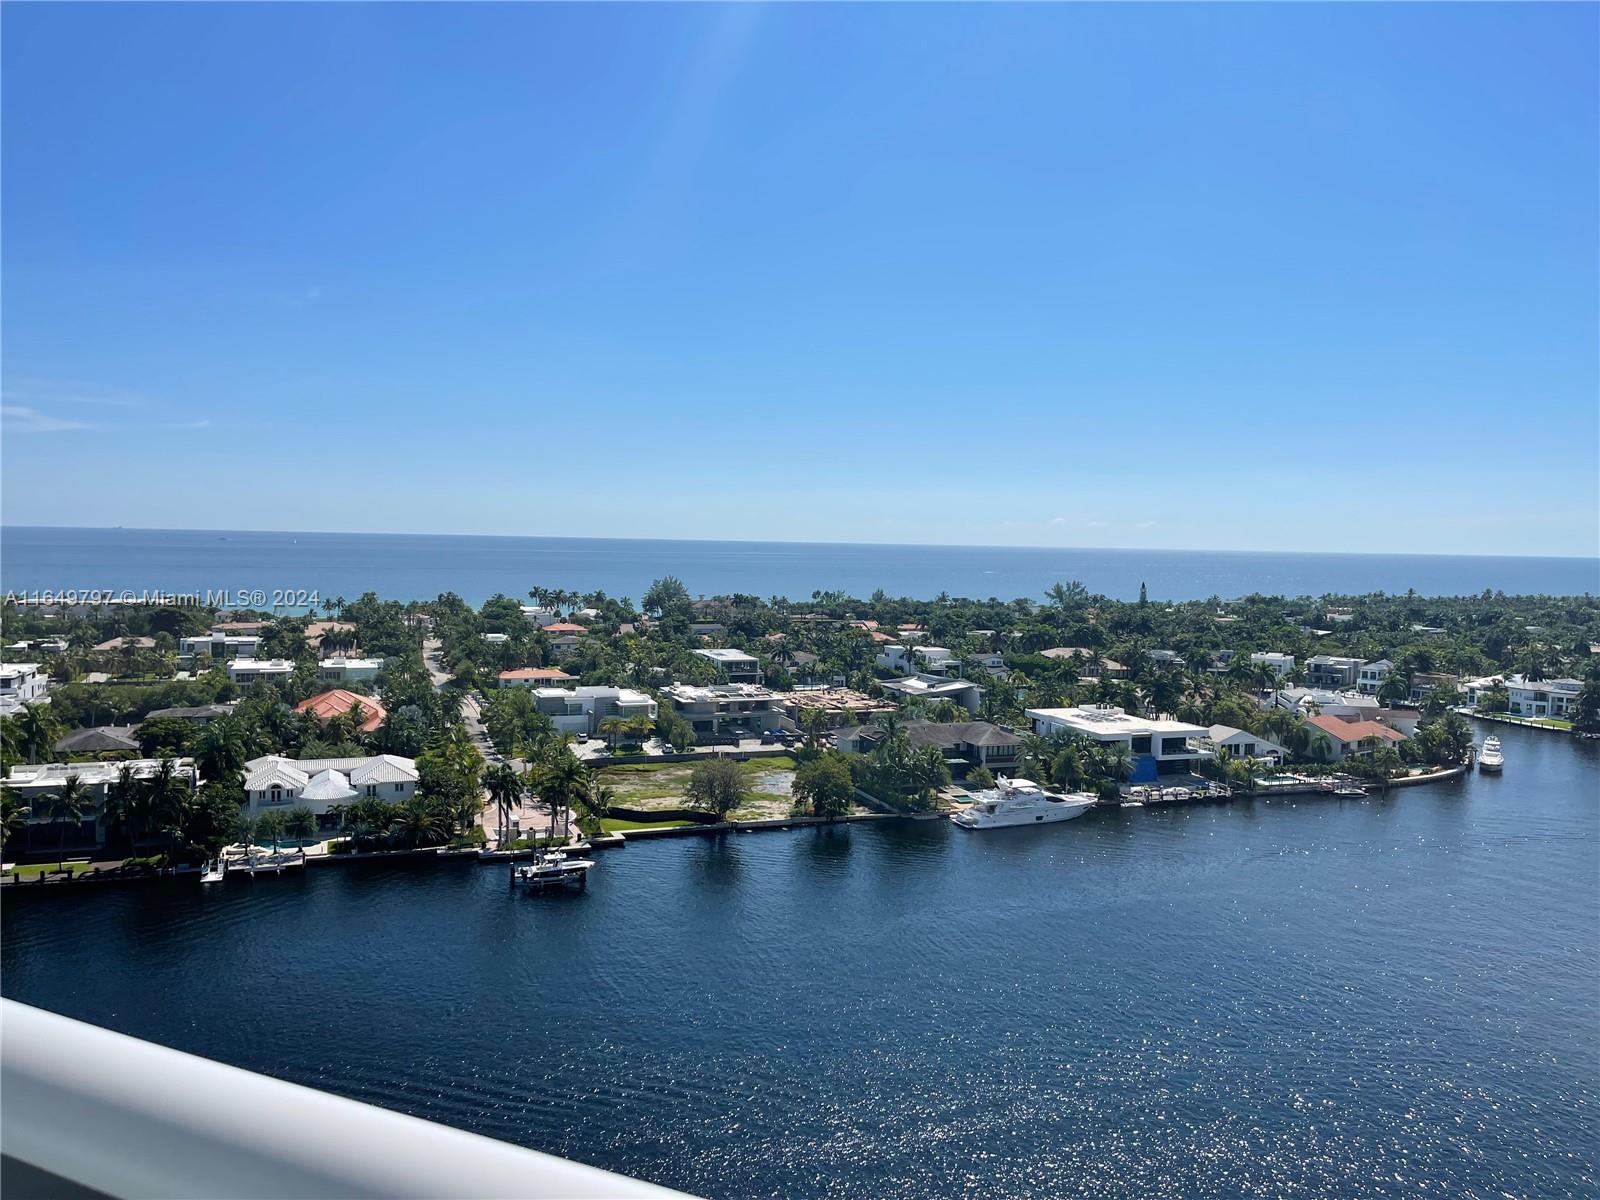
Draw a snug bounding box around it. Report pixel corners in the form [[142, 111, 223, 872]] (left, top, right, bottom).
[[5, 720, 1596, 1199], [3, 526, 1596, 607]]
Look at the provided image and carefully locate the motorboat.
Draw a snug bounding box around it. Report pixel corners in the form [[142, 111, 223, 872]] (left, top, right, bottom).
[[1479, 735, 1504, 772], [1333, 785, 1368, 797], [513, 849, 593, 891], [199, 858, 227, 883], [950, 777, 1096, 830]]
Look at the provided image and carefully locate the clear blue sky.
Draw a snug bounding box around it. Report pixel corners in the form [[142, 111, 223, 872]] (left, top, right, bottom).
[[3, 3, 1596, 557]]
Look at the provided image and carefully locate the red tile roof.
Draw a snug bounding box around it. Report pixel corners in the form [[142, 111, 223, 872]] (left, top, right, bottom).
[[498, 667, 575, 681], [1306, 714, 1406, 743], [541, 623, 588, 635], [295, 689, 386, 733]]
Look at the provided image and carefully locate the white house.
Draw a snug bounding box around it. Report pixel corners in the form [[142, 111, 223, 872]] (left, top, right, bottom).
[[520, 605, 560, 627], [317, 656, 383, 684], [1357, 659, 1394, 695], [1249, 652, 1295, 677], [1205, 725, 1289, 763], [179, 633, 261, 661], [876, 674, 984, 713], [242, 754, 419, 827], [1304, 655, 1363, 689], [1025, 705, 1209, 781], [497, 667, 577, 689], [663, 682, 783, 740], [1505, 676, 1584, 719], [227, 658, 297, 685], [482, 633, 511, 645], [527, 686, 656, 735], [694, 648, 763, 683], [0, 663, 49, 716], [1261, 687, 1378, 721], [3, 758, 199, 852], [876, 644, 957, 676]]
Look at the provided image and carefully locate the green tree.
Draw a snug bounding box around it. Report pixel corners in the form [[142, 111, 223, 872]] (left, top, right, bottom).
[[793, 752, 854, 819], [484, 761, 524, 846], [685, 758, 747, 820], [137, 715, 196, 758], [1, 786, 29, 851], [285, 807, 317, 855], [386, 796, 453, 849], [14, 702, 63, 764], [256, 809, 288, 855]]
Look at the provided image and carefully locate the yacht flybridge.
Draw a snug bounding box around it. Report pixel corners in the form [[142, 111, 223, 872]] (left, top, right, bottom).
[[951, 777, 1097, 830], [1479, 735, 1505, 772]]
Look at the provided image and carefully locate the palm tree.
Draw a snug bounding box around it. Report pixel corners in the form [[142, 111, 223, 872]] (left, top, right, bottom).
[[484, 762, 524, 847], [2, 786, 31, 855], [14, 702, 62, 764], [256, 810, 288, 857], [143, 759, 193, 863], [285, 807, 317, 857], [386, 796, 451, 849], [598, 716, 626, 751], [44, 775, 89, 871], [532, 752, 591, 840]]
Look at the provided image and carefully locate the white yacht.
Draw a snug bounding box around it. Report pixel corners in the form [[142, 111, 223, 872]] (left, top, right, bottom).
[[951, 777, 1097, 830], [1479, 735, 1504, 772]]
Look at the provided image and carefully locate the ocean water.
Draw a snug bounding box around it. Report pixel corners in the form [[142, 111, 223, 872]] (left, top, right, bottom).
[[1, 526, 1596, 608], [5, 720, 1597, 1199]]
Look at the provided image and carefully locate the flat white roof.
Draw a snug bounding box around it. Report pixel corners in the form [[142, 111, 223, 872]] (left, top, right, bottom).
[[1026, 705, 1206, 739], [229, 658, 296, 671], [694, 648, 758, 664], [0, 663, 42, 674], [665, 681, 777, 702], [320, 657, 382, 669]]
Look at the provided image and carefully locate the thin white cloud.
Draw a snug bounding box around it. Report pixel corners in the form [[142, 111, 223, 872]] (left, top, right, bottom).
[[2, 380, 145, 408], [168, 418, 212, 430], [2, 405, 94, 433]]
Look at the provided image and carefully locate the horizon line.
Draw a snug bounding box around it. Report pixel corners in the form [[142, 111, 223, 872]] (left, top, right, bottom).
[[3, 523, 1596, 565]]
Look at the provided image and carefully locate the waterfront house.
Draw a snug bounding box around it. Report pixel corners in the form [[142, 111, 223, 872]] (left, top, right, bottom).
[[178, 633, 261, 662], [295, 689, 387, 734], [1147, 649, 1185, 668], [1506, 676, 1584, 719], [1304, 655, 1363, 689], [663, 682, 783, 741], [1303, 714, 1406, 762], [1024, 705, 1209, 782], [3, 758, 199, 854], [1373, 708, 1424, 737], [93, 636, 157, 652], [497, 667, 577, 689], [1357, 659, 1395, 695], [317, 656, 383, 685], [227, 659, 297, 686], [1204, 725, 1289, 763], [526, 686, 656, 736], [1249, 652, 1296, 677], [243, 754, 418, 826], [1407, 671, 1459, 702], [0, 663, 49, 716], [877, 674, 984, 714], [693, 648, 763, 684]]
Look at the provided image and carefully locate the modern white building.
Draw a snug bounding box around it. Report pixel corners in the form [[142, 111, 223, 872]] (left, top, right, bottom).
[[663, 682, 783, 740], [520, 606, 560, 627], [1025, 705, 1209, 782], [1249, 652, 1296, 677], [242, 754, 419, 827], [227, 658, 297, 685], [876, 673, 984, 713], [528, 686, 657, 735], [1357, 659, 1395, 695], [1505, 676, 1584, 719], [178, 633, 261, 661], [875, 644, 957, 676], [317, 657, 383, 684], [0, 663, 49, 716], [3, 758, 199, 852], [693, 649, 763, 684], [1304, 655, 1363, 689]]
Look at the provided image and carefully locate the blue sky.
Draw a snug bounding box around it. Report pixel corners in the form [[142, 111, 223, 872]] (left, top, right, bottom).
[[3, 3, 1596, 557]]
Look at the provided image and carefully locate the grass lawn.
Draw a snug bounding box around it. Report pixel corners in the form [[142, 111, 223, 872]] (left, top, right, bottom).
[[10, 862, 93, 880], [595, 756, 801, 820], [600, 817, 695, 833], [1484, 712, 1573, 729]]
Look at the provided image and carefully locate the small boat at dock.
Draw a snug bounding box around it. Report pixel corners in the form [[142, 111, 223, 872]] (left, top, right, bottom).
[[1479, 736, 1504, 772], [199, 858, 227, 883], [951, 777, 1096, 829]]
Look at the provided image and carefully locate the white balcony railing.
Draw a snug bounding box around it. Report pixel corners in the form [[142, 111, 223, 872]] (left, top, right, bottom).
[[1, 999, 693, 1199]]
